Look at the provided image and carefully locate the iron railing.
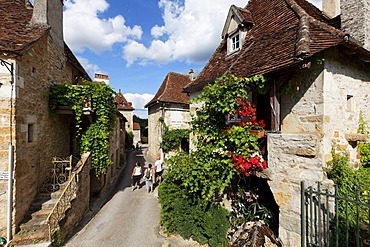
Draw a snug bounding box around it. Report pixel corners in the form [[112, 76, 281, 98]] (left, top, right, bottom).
[[46, 156, 87, 242], [301, 181, 370, 247]]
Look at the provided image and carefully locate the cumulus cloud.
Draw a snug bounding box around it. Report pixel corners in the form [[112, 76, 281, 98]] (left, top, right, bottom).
[[123, 93, 154, 118], [76, 56, 102, 78], [122, 0, 247, 66], [63, 0, 142, 53]]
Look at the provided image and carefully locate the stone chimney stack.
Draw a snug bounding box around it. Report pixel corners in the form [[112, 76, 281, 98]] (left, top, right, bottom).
[[94, 73, 110, 85], [30, 0, 64, 49], [189, 69, 195, 81], [322, 0, 340, 18], [341, 0, 370, 51]]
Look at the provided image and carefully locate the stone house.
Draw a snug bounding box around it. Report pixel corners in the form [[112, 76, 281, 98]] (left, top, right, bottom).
[[145, 71, 192, 159], [114, 90, 135, 133], [183, 0, 370, 246], [133, 122, 141, 146], [0, 0, 126, 242]]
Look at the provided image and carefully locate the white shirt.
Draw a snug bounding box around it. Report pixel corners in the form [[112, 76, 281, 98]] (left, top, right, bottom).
[[155, 149, 164, 172]]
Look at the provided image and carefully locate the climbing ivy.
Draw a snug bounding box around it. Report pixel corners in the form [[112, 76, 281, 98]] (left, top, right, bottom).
[[49, 81, 117, 176], [160, 123, 190, 152]]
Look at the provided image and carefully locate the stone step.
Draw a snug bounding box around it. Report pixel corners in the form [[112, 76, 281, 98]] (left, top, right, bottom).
[[32, 198, 59, 210], [20, 217, 49, 232], [11, 228, 50, 246]]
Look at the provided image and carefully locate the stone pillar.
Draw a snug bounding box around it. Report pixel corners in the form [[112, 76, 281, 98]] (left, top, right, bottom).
[[341, 0, 370, 51]]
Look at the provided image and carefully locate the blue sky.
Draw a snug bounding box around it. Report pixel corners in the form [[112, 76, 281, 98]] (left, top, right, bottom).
[[61, 0, 322, 118]]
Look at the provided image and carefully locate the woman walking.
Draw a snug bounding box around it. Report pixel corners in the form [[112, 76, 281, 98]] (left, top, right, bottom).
[[131, 162, 142, 191], [144, 164, 154, 193]]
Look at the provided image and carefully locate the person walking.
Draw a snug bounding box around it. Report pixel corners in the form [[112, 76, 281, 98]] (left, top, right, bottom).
[[131, 162, 142, 191], [154, 149, 164, 185], [144, 164, 154, 193]]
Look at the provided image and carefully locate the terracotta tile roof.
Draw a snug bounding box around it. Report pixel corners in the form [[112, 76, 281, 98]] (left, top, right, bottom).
[[114, 91, 135, 111], [0, 0, 49, 54], [184, 0, 370, 92], [0, 0, 91, 80], [145, 72, 190, 108], [133, 122, 141, 130]]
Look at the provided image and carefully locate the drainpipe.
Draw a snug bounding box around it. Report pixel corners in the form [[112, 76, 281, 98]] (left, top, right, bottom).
[[160, 103, 165, 142], [0, 59, 14, 246]]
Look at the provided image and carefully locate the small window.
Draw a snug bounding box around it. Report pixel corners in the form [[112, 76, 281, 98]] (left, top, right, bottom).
[[231, 33, 240, 52], [347, 95, 354, 112], [28, 124, 34, 143]]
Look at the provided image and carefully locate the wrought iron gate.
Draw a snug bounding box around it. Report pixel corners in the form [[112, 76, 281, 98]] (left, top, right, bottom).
[[301, 181, 370, 247]]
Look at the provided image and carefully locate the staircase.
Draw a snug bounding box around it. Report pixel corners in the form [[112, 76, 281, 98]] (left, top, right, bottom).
[[11, 186, 67, 246]]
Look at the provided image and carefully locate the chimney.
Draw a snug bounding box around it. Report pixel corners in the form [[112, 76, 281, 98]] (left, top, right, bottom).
[[322, 0, 340, 18], [30, 0, 64, 49], [189, 69, 195, 81], [94, 73, 110, 85], [341, 0, 370, 51]]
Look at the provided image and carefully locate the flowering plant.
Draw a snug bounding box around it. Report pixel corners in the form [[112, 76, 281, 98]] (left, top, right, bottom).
[[233, 98, 266, 130], [232, 152, 267, 176], [228, 186, 273, 231]]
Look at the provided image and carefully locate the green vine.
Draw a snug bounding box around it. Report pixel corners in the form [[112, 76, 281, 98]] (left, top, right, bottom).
[[160, 128, 190, 152], [159, 74, 270, 246], [49, 81, 117, 176]]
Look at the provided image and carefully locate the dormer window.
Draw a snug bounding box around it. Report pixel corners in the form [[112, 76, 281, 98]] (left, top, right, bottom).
[[231, 32, 240, 51]]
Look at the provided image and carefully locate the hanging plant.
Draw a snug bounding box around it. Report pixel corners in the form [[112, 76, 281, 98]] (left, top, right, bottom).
[[49, 80, 117, 176]]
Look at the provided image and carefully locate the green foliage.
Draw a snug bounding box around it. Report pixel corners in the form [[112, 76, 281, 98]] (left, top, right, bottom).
[[158, 74, 271, 245], [358, 111, 369, 136], [228, 185, 272, 229], [326, 151, 370, 245], [160, 128, 190, 152], [49, 81, 116, 176], [158, 180, 230, 247], [134, 115, 148, 137], [125, 131, 134, 150], [359, 142, 370, 168]]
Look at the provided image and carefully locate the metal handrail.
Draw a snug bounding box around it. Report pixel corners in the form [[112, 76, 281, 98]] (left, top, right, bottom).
[[46, 172, 77, 242], [45, 154, 88, 242]]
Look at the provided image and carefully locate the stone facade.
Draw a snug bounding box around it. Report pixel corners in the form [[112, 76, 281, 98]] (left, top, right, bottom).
[[341, 0, 370, 51], [264, 48, 370, 246], [0, 34, 84, 234], [147, 103, 190, 159]]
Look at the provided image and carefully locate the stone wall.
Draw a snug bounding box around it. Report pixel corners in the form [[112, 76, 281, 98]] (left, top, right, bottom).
[[147, 104, 164, 159], [0, 33, 84, 235], [341, 0, 370, 51], [147, 103, 190, 159], [322, 49, 370, 165], [268, 48, 370, 246], [61, 152, 91, 241], [267, 133, 324, 246]]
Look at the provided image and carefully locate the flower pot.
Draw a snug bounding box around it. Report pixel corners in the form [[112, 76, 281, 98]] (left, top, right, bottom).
[[249, 129, 265, 138]]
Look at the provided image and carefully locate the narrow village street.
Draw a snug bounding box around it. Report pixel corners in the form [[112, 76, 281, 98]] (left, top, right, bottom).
[[63, 145, 200, 247]]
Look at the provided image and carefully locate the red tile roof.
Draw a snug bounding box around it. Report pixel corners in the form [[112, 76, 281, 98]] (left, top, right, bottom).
[[0, 0, 48, 54], [133, 122, 141, 130], [0, 0, 90, 80], [114, 91, 135, 111], [145, 72, 190, 108], [184, 0, 370, 92]]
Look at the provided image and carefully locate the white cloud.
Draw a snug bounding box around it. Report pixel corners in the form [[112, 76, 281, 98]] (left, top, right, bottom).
[[123, 93, 154, 119], [76, 56, 102, 78], [121, 0, 323, 66], [122, 0, 247, 66], [63, 0, 142, 53]]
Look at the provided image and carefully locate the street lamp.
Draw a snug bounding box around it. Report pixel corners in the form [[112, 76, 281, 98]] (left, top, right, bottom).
[[0, 58, 14, 246]]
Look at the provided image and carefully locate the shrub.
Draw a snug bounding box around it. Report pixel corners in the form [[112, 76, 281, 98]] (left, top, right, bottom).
[[159, 179, 230, 247], [326, 151, 370, 245], [160, 128, 190, 152]]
